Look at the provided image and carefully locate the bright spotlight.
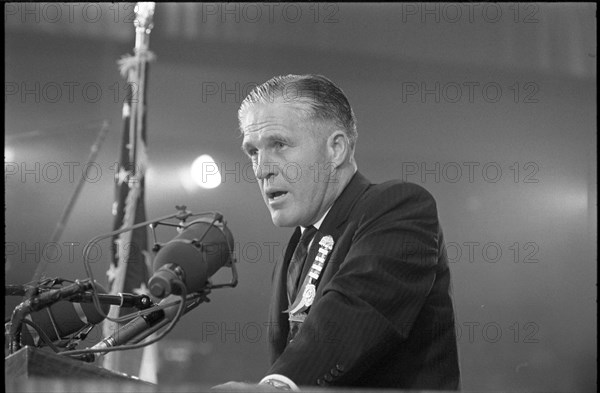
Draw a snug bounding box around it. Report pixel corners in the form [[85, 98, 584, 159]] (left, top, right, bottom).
[[190, 154, 221, 189], [5, 147, 15, 162]]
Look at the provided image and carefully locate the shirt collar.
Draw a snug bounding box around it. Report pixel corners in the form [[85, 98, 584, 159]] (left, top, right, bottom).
[[300, 207, 331, 233]]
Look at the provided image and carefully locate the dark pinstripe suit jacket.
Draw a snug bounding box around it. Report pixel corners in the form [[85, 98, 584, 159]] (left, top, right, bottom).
[[266, 172, 460, 389]]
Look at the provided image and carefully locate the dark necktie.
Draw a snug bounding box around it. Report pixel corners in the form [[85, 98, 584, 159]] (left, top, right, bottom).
[[287, 226, 317, 306]]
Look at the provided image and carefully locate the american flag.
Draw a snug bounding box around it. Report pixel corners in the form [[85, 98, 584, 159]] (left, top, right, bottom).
[[102, 47, 157, 380]]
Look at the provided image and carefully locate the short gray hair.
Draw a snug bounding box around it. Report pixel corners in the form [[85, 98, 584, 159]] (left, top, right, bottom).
[[238, 74, 357, 149]]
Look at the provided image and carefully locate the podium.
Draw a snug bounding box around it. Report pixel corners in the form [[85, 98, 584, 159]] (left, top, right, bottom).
[[4, 346, 457, 393], [5, 346, 156, 392]]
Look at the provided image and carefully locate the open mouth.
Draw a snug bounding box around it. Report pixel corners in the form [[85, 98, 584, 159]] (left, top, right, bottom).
[[267, 191, 288, 201]]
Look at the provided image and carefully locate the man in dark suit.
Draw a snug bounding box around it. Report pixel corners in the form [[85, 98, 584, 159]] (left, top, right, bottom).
[[214, 74, 460, 390]]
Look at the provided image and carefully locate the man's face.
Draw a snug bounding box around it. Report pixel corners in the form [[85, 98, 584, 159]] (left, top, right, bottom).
[[241, 102, 337, 227]]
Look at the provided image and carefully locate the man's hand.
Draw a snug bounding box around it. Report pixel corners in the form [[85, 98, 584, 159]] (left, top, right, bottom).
[[211, 381, 282, 391]]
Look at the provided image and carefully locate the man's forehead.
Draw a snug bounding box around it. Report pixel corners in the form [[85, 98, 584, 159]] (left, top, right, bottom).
[[241, 125, 289, 143], [243, 101, 310, 123]]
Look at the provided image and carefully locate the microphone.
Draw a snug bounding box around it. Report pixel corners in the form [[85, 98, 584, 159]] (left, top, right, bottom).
[[148, 216, 234, 298], [86, 295, 194, 362], [20, 282, 110, 347]]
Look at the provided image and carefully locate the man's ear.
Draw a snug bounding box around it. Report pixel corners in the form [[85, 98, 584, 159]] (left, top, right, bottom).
[[327, 130, 350, 168]]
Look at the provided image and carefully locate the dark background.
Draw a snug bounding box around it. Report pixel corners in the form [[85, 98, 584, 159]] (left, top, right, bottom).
[[5, 3, 596, 392]]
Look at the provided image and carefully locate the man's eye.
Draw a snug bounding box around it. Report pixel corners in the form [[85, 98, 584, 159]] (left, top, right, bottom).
[[274, 141, 285, 149]]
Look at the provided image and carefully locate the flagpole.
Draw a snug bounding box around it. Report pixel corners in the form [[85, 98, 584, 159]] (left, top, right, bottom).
[[129, 2, 155, 170], [103, 2, 156, 378]]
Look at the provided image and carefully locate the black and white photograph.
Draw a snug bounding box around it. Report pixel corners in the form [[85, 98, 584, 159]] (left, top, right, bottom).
[[5, 3, 596, 392]]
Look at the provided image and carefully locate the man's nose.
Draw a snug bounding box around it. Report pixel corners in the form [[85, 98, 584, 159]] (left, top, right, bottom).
[[254, 152, 279, 181]]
